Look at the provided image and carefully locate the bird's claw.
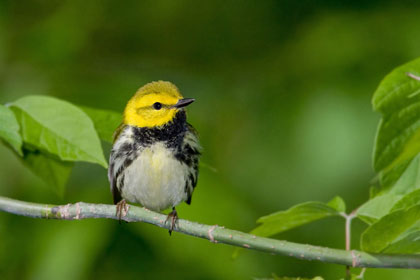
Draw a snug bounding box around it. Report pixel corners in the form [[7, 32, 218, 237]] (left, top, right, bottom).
[[165, 207, 178, 235], [116, 199, 129, 223]]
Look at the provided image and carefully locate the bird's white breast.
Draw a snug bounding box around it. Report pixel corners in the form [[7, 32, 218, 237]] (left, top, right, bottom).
[[121, 142, 189, 211]]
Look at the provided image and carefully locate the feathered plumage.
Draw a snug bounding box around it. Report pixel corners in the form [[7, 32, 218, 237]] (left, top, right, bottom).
[[108, 81, 201, 218]]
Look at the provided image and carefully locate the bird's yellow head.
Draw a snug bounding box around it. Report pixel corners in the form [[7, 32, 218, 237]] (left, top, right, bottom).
[[123, 81, 194, 128]]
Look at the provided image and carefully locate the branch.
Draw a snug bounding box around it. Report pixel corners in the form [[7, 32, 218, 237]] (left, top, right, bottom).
[[1, 196, 420, 269]]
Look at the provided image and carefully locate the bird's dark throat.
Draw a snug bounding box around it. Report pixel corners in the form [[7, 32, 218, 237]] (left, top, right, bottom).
[[132, 110, 187, 148]]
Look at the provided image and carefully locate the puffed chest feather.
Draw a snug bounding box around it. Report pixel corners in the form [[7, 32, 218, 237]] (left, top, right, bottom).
[[119, 142, 190, 211], [109, 115, 200, 212]]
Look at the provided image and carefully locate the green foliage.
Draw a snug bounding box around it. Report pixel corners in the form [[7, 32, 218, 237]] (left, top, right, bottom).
[[250, 197, 345, 237], [356, 193, 402, 224], [80, 106, 121, 143], [361, 204, 420, 252], [249, 57, 420, 260], [383, 227, 420, 254], [358, 189, 420, 254], [354, 58, 420, 254], [0, 104, 22, 155], [327, 196, 347, 212], [0, 96, 116, 192], [22, 151, 74, 196], [391, 189, 420, 211], [11, 96, 107, 167], [357, 153, 420, 223], [372, 57, 420, 189]]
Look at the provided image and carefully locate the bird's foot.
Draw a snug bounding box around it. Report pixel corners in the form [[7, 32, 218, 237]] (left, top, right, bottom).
[[116, 199, 129, 223], [165, 207, 178, 236]]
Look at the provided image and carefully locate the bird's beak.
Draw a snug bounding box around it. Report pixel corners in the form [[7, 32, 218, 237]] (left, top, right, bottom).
[[172, 98, 195, 108]]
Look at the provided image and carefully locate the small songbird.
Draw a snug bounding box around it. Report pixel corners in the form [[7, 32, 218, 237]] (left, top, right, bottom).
[[108, 81, 201, 234]]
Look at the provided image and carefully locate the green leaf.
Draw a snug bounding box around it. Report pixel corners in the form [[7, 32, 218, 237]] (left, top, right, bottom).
[[372, 57, 420, 188], [377, 158, 411, 191], [0, 104, 22, 155], [369, 185, 381, 199], [79, 106, 121, 143], [373, 57, 420, 114], [357, 153, 420, 223], [391, 189, 420, 212], [388, 153, 420, 194], [21, 148, 74, 196], [327, 196, 346, 212], [10, 96, 107, 168], [361, 204, 420, 252], [383, 228, 420, 254], [251, 197, 344, 237], [356, 193, 403, 224]]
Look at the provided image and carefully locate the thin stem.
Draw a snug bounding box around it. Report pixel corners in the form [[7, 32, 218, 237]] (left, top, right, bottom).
[[407, 72, 420, 81], [1, 196, 420, 269], [357, 268, 366, 279], [345, 214, 354, 251], [341, 211, 357, 278]]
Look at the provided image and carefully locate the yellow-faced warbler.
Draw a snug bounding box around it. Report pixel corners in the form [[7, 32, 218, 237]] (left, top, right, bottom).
[[108, 81, 201, 234]]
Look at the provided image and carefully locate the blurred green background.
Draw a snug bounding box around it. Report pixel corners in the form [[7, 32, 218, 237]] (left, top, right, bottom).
[[1, 0, 420, 279]]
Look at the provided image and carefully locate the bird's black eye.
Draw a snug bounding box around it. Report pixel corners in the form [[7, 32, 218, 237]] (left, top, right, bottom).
[[153, 102, 162, 110]]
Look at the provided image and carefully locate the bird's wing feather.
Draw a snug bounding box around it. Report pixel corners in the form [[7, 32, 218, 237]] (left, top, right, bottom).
[[109, 124, 130, 204], [108, 150, 123, 204], [184, 123, 201, 204]]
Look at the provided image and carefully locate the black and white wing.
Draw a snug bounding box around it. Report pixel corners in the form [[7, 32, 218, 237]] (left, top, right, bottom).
[[108, 124, 136, 204], [177, 124, 201, 204]]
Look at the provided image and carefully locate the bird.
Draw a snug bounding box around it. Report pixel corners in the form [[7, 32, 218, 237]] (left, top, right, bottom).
[[108, 81, 201, 234]]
